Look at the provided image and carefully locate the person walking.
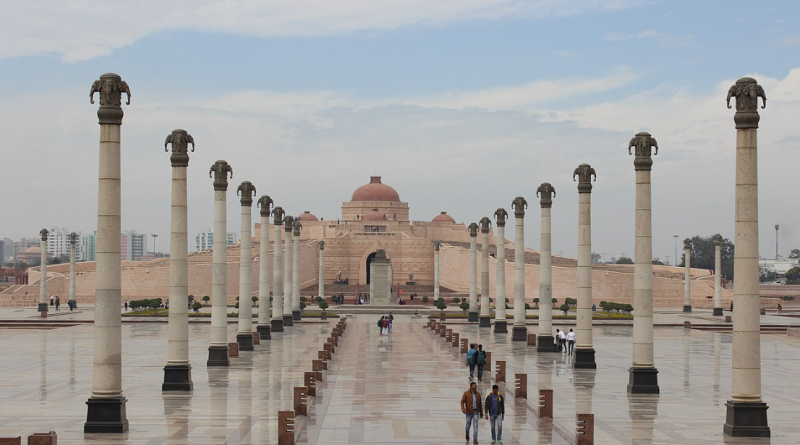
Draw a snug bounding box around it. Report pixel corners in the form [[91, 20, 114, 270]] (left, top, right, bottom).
[[55, 296, 60, 311], [554, 329, 562, 352], [484, 384, 504, 444], [778, 303, 783, 314], [466, 344, 477, 379], [378, 316, 385, 335], [567, 329, 576, 356], [382, 317, 390, 335], [558, 329, 567, 354], [460, 381, 483, 444], [124, 300, 129, 312], [476, 345, 487, 381], [388, 312, 394, 332], [50, 294, 54, 307]]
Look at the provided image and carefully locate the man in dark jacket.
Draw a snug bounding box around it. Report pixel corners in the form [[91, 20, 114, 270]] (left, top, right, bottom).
[[460, 381, 483, 444], [484, 384, 504, 444]]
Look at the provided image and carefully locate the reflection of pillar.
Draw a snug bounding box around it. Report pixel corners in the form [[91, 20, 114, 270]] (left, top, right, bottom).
[[512, 196, 528, 341], [257, 196, 273, 339], [468, 223, 479, 323], [713, 235, 723, 316], [85, 72, 131, 433], [283, 216, 294, 327], [163, 129, 195, 391], [237, 181, 256, 351], [714, 333, 721, 404], [208, 368, 229, 445], [479, 217, 492, 327], [683, 329, 690, 388], [318, 241, 325, 301], [271, 208, 285, 332], [69, 233, 77, 307], [292, 221, 302, 320], [683, 239, 692, 312], [627, 395, 658, 444], [537, 184, 556, 351], [627, 133, 658, 392], [433, 242, 440, 302], [573, 165, 596, 369], [574, 371, 595, 423], [493, 209, 508, 333], [38, 229, 48, 317], [208, 160, 233, 366], [724, 76, 770, 437]]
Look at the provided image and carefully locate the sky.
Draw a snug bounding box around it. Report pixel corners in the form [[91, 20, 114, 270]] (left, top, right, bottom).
[[1, 0, 799, 263]]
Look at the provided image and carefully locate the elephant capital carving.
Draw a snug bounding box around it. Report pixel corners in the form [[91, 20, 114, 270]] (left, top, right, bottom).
[[573, 164, 596, 192], [479, 217, 492, 232], [468, 222, 479, 237], [258, 195, 274, 216], [272, 206, 286, 225], [237, 181, 257, 206], [628, 132, 658, 157], [536, 182, 556, 208], [40, 228, 49, 241], [209, 160, 233, 191], [493, 208, 508, 227], [511, 196, 527, 218]]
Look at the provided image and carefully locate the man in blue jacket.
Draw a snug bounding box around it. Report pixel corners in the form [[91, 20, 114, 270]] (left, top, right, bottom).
[[484, 384, 504, 444]]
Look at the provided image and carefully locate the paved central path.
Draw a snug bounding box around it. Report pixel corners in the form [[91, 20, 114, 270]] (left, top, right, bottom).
[[305, 315, 570, 445]]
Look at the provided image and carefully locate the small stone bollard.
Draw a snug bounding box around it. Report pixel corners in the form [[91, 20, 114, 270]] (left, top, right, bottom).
[[312, 360, 324, 381], [228, 342, 239, 357], [515, 374, 527, 398], [294, 386, 309, 416], [253, 331, 260, 345], [446, 328, 452, 342], [460, 338, 468, 353], [725, 315, 732, 323], [319, 350, 330, 361], [683, 321, 691, 329], [321, 311, 327, 320], [452, 332, 460, 348], [440, 326, 447, 338], [324, 342, 335, 355], [0, 437, 20, 445], [539, 389, 553, 418], [495, 360, 506, 383], [431, 320, 437, 330], [427, 320, 432, 328], [576, 413, 594, 445], [484, 351, 492, 373], [527, 333, 537, 346], [440, 311, 446, 321], [278, 411, 295, 445], [304, 371, 317, 397], [27, 432, 57, 445]]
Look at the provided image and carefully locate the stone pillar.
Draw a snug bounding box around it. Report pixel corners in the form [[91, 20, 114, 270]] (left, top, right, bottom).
[[236, 181, 256, 351], [493, 209, 508, 333], [69, 233, 77, 307], [512, 196, 528, 341], [271, 207, 285, 332], [433, 242, 440, 302], [257, 196, 274, 339], [537, 183, 557, 352], [468, 223, 479, 323], [318, 241, 325, 304], [85, 73, 131, 433], [162, 129, 195, 391], [208, 160, 233, 366], [370, 250, 392, 305], [713, 234, 723, 316], [292, 221, 302, 320], [627, 134, 658, 391], [724, 77, 770, 437], [282, 216, 294, 327], [573, 165, 596, 369], [479, 217, 492, 327], [683, 239, 693, 312], [38, 229, 48, 317]]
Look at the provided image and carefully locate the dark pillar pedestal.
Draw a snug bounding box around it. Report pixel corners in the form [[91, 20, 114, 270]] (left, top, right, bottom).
[[162, 364, 193, 391], [713, 307, 724, 316], [207, 345, 229, 367], [37, 303, 48, 313], [724, 401, 770, 437], [283, 315, 294, 327], [683, 305, 692, 313], [468, 311, 478, 323], [538, 335, 556, 352], [512, 326, 527, 341], [494, 320, 508, 333], [479, 316, 491, 327], [292, 310, 301, 321], [236, 333, 254, 351], [271, 319, 284, 333], [84, 397, 129, 433], [257, 324, 272, 339], [574, 348, 596, 369], [627, 367, 659, 394]]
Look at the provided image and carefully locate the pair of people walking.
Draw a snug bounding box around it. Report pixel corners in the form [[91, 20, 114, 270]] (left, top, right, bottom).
[[377, 313, 393, 335], [460, 382, 504, 444], [465, 344, 487, 381], [555, 329, 576, 355]]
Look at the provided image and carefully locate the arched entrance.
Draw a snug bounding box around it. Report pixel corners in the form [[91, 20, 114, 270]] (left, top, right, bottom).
[[365, 252, 377, 285]]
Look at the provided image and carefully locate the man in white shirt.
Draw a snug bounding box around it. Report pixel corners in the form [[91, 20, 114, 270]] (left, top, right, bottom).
[[558, 329, 567, 354], [566, 329, 576, 356]]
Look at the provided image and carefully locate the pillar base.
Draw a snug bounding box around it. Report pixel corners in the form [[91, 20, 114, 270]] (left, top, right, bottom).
[[468, 311, 478, 322], [207, 345, 230, 367], [479, 315, 491, 327], [37, 303, 48, 313], [627, 367, 659, 394], [512, 326, 528, 341], [574, 348, 596, 369], [84, 397, 129, 433], [283, 315, 294, 327], [493, 320, 508, 333], [723, 401, 770, 438], [236, 333, 254, 351], [683, 305, 692, 313], [271, 318, 284, 332], [292, 310, 301, 321], [538, 335, 556, 352], [257, 324, 272, 339], [162, 364, 193, 392], [713, 307, 724, 316]]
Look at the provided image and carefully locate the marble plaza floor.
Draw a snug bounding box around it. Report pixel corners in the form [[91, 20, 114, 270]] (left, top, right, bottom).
[[1, 312, 799, 444]]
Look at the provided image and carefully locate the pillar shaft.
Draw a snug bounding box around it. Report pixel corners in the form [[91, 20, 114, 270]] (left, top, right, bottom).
[[237, 202, 254, 349], [495, 226, 506, 321], [575, 190, 595, 368], [479, 228, 490, 325], [210, 190, 228, 348], [257, 214, 271, 334], [271, 223, 284, 328], [714, 244, 722, 310], [468, 235, 478, 319], [433, 245, 440, 301], [292, 231, 301, 319], [684, 246, 692, 310], [513, 216, 525, 325], [632, 169, 654, 367], [167, 164, 190, 366], [283, 223, 293, 326], [318, 247, 325, 300], [69, 242, 76, 303], [539, 208, 553, 337], [39, 238, 48, 314]]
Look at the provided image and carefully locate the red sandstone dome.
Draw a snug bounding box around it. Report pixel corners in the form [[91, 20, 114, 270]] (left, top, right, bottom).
[[362, 208, 386, 221], [432, 211, 456, 224], [351, 176, 400, 202], [296, 211, 319, 222]]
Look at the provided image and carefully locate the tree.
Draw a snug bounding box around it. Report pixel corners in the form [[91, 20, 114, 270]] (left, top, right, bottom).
[[452, 297, 461, 304], [615, 257, 634, 264], [559, 303, 570, 315], [191, 301, 202, 312], [421, 296, 429, 304], [760, 270, 777, 283], [436, 301, 447, 312], [202, 295, 210, 304], [790, 249, 800, 259], [318, 301, 329, 311], [681, 235, 735, 279], [652, 258, 664, 265], [459, 301, 470, 312], [786, 267, 800, 285], [591, 252, 602, 263]]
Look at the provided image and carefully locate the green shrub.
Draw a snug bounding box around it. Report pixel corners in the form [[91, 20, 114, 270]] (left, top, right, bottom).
[[202, 295, 210, 303], [191, 301, 202, 311], [300, 296, 307, 303], [453, 297, 461, 303], [421, 296, 429, 304], [525, 303, 531, 310], [148, 298, 162, 310], [235, 302, 239, 309], [505, 298, 510, 303], [560, 303, 570, 314], [459, 301, 470, 311], [436, 301, 448, 311], [315, 296, 324, 303], [188, 295, 194, 302], [551, 298, 558, 304], [533, 298, 540, 304], [252, 296, 258, 303], [300, 301, 307, 310], [564, 297, 577, 307], [319, 301, 329, 311]]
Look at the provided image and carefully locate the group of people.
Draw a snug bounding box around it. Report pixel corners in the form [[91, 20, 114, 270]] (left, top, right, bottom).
[[555, 328, 576, 355], [460, 382, 504, 444], [377, 313, 393, 335], [465, 344, 488, 381], [49, 294, 76, 311]]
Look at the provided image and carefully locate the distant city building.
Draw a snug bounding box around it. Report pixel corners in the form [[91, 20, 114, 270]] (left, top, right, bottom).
[[1, 238, 14, 264], [759, 258, 800, 276], [80, 232, 97, 262], [46, 227, 79, 258], [196, 230, 237, 251], [121, 230, 148, 261], [15, 238, 39, 257]]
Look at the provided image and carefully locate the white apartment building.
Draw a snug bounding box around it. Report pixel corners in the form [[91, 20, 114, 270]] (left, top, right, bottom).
[[196, 230, 237, 251]]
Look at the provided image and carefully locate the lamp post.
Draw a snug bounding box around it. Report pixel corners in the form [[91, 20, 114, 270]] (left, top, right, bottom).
[[151, 234, 158, 256], [673, 234, 679, 266], [775, 224, 779, 260]]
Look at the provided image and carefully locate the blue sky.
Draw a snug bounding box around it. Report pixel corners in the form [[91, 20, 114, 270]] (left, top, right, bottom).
[[1, 0, 799, 262]]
